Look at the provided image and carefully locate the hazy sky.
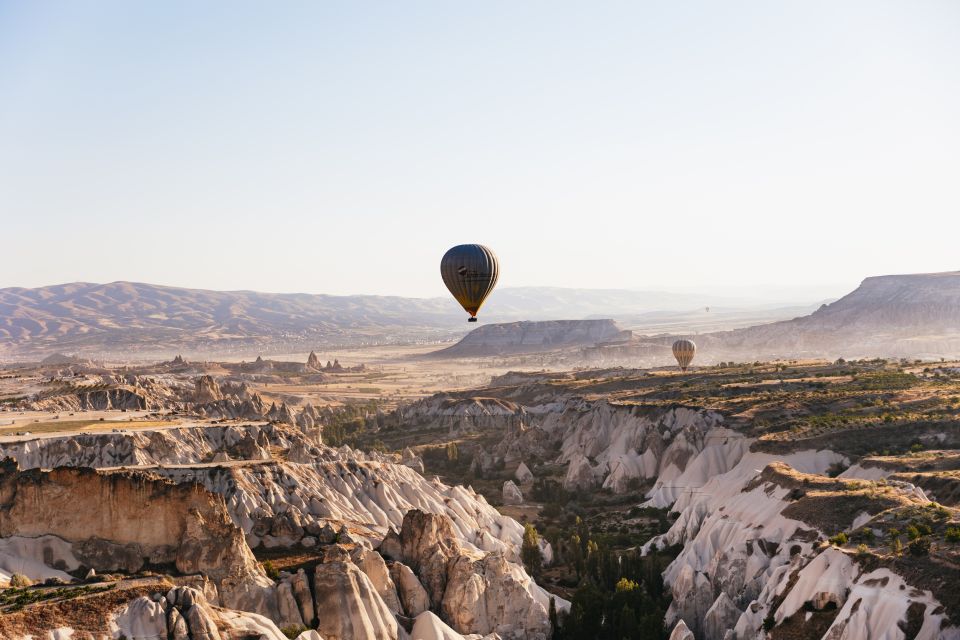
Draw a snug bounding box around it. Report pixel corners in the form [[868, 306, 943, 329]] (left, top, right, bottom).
[[1, 1, 958, 298]]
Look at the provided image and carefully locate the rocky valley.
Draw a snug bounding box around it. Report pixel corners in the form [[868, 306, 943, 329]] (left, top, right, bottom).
[[0, 353, 956, 639]]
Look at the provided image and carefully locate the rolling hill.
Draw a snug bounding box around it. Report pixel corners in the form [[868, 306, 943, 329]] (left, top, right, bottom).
[[0, 281, 819, 359]]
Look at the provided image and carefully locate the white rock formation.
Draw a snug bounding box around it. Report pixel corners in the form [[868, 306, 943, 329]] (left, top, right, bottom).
[[353, 547, 402, 614], [502, 480, 523, 505], [563, 453, 601, 491], [391, 561, 431, 617], [668, 620, 695, 640], [385, 510, 567, 640], [514, 462, 534, 484], [113, 596, 168, 640], [0, 426, 550, 564], [313, 558, 401, 640], [644, 448, 959, 640]]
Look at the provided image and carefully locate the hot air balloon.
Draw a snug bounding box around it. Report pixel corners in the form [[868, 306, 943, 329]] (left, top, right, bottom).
[[672, 339, 696, 371], [440, 244, 499, 322]]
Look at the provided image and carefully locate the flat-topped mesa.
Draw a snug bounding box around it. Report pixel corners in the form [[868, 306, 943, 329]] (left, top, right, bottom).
[[690, 270, 960, 359], [809, 271, 960, 331], [430, 319, 631, 357]]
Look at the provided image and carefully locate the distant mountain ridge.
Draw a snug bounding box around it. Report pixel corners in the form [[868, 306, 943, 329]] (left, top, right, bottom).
[[0, 281, 459, 357], [0, 281, 814, 359], [683, 271, 960, 360], [10, 273, 943, 361]]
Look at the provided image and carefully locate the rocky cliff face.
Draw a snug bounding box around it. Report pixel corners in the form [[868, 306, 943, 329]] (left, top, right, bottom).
[[0, 459, 272, 613], [0, 419, 564, 639], [380, 510, 560, 640], [0, 425, 535, 560]]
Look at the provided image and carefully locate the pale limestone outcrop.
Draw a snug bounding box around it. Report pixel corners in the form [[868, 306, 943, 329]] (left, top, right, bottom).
[[441, 553, 553, 640], [0, 460, 275, 620], [391, 561, 430, 617], [502, 480, 523, 505], [169, 606, 189, 640], [394, 510, 463, 606], [352, 547, 402, 614], [312, 558, 401, 640], [702, 592, 740, 640], [562, 453, 601, 491], [288, 568, 316, 626], [389, 510, 562, 640], [194, 375, 224, 403], [277, 581, 304, 627], [409, 611, 469, 640], [114, 596, 168, 640], [0, 427, 541, 564], [184, 599, 222, 640], [668, 619, 695, 640], [514, 462, 533, 484]]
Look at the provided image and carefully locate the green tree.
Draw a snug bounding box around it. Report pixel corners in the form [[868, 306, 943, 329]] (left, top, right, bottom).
[[617, 603, 639, 639], [521, 523, 543, 576], [262, 560, 279, 581]]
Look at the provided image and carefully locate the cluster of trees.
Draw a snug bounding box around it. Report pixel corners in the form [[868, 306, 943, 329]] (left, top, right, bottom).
[[421, 442, 472, 473], [553, 531, 672, 640], [320, 400, 382, 447], [523, 515, 674, 640]]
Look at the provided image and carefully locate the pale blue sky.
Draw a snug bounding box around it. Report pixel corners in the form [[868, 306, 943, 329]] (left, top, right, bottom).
[[1, 1, 958, 298]]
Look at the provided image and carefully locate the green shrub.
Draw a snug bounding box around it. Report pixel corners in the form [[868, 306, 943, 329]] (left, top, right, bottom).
[[262, 560, 279, 581], [945, 527, 960, 543], [9, 574, 32, 588], [280, 625, 308, 639], [828, 532, 848, 546], [909, 537, 931, 556]]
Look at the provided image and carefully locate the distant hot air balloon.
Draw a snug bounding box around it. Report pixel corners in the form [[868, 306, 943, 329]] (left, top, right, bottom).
[[440, 244, 499, 322], [672, 339, 696, 371]]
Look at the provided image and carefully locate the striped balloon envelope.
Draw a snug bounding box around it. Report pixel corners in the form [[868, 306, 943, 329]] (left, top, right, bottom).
[[672, 339, 696, 371], [440, 244, 499, 322]]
